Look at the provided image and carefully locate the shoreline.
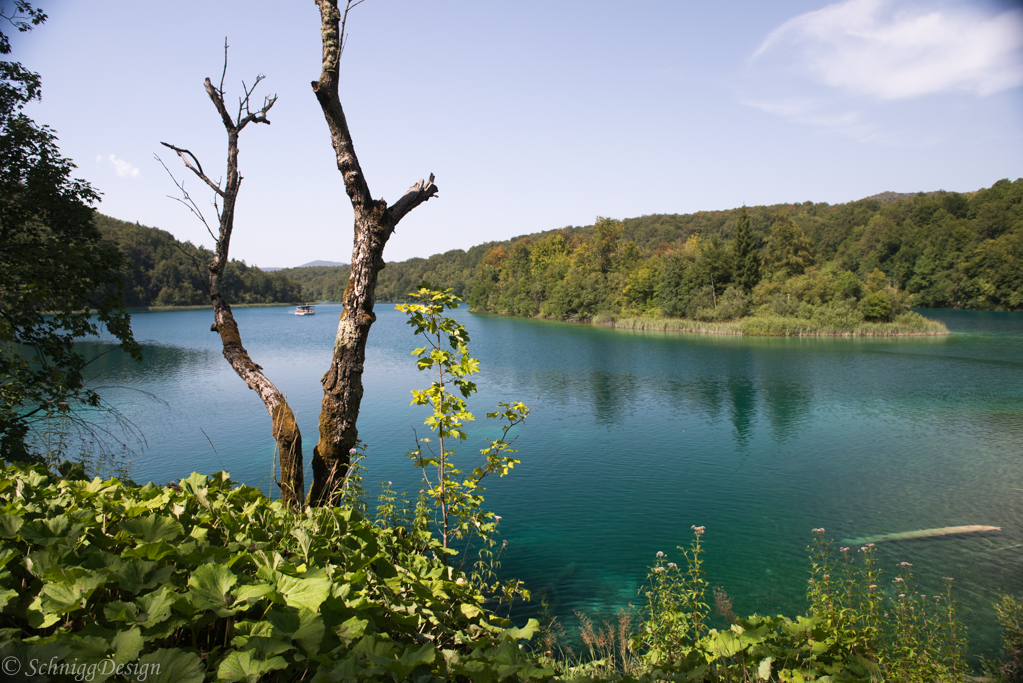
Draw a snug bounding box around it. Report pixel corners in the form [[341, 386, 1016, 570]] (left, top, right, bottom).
[[127, 303, 951, 337], [470, 310, 951, 337], [129, 302, 303, 311]]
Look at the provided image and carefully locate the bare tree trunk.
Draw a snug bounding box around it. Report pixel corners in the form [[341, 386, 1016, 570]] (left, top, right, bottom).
[[307, 0, 438, 506], [162, 64, 305, 508]]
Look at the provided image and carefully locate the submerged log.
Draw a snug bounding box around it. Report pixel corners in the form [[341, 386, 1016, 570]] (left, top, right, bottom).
[[842, 525, 1002, 545]]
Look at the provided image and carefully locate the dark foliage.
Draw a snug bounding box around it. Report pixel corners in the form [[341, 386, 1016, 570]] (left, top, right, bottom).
[[0, 7, 140, 463], [94, 214, 305, 308]]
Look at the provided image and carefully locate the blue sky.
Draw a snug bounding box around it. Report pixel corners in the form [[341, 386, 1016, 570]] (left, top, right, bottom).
[[8, 0, 1023, 267]]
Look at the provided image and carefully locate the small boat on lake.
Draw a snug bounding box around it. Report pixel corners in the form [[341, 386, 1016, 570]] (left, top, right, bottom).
[[295, 305, 316, 315]]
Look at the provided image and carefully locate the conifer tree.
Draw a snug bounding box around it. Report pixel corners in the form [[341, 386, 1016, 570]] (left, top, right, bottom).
[[733, 207, 761, 292]]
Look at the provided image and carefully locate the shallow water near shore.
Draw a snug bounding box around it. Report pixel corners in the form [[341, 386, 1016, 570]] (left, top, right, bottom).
[[83, 306, 1023, 660]]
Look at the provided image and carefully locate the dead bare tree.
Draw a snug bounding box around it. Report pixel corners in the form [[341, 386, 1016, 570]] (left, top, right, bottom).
[[161, 46, 305, 508], [306, 0, 438, 506]]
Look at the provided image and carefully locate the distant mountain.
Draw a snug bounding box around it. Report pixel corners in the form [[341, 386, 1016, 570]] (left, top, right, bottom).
[[261, 260, 347, 272], [862, 190, 941, 204], [299, 260, 348, 268]]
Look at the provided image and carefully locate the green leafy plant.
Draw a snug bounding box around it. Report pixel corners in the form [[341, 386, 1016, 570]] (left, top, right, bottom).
[[396, 287, 529, 588], [989, 593, 1023, 682], [636, 525, 710, 662], [807, 528, 967, 683], [0, 464, 547, 682]]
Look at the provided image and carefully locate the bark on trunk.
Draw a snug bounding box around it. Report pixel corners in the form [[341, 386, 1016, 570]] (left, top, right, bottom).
[[163, 72, 304, 508], [307, 0, 437, 506]]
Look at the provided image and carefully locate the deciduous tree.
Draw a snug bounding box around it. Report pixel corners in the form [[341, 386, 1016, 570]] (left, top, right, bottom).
[[0, 3, 141, 463]]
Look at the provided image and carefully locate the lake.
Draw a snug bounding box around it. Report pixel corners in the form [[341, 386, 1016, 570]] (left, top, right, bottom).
[[81, 305, 1023, 659]]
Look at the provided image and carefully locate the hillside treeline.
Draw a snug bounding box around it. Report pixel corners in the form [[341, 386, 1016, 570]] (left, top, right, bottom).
[[275, 242, 504, 303], [468, 179, 1021, 322], [95, 214, 304, 307], [122, 179, 1021, 318]]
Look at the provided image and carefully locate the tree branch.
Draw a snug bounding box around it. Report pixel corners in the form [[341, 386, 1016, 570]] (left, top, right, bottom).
[[388, 174, 439, 226], [204, 76, 237, 132], [158, 143, 224, 197], [154, 153, 219, 245]]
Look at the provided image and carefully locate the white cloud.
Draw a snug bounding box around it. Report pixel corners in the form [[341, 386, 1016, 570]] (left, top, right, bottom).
[[752, 0, 1023, 100], [740, 0, 1023, 142], [96, 153, 140, 178]]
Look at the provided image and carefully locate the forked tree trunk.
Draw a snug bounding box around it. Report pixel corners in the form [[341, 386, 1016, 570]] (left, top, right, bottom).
[[306, 0, 438, 506], [163, 71, 305, 508]]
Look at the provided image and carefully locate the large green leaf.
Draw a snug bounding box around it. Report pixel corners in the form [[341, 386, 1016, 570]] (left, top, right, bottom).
[[25, 595, 60, 629], [385, 643, 436, 681], [187, 564, 238, 616], [20, 516, 81, 546], [65, 627, 145, 682], [114, 558, 174, 594], [0, 513, 24, 538], [39, 571, 107, 615], [233, 583, 273, 606], [267, 607, 326, 657], [134, 586, 177, 628], [0, 588, 18, 612], [708, 629, 744, 659], [135, 648, 205, 683], [501, 617, 538, 642], [217, 649, 289, 683], [334, 616, 369, 646], [103, 600, 139, 623], [758, 656, 775, 681], [0, 638, 70, 681], [0, 548, 17, 572], [118, 515, 184, 544], [241, 635, 294, 660], [275, 570, 331, 613]]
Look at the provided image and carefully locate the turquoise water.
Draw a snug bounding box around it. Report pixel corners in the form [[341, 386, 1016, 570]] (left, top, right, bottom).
[[82, 306, 1023, 658]]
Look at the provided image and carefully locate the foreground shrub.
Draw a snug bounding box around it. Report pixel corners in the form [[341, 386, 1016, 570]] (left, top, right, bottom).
[[989, 593, 1023, 682], [0, 465, 545, 682]]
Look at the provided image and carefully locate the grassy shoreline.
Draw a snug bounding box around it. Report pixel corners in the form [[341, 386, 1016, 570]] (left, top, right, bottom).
[[132, 302, 950, 337], [603, 313, 950, 337], [470, 308, 950, 337]]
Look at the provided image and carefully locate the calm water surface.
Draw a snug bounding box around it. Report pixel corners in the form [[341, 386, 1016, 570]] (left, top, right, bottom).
[[84, 306, 1023, 658]]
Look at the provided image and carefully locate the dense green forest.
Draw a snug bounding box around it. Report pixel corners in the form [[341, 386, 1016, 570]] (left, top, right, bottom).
[[470, 179, 1022, 324], [276, 180, 1022, 325], [95, 214, 304, 307], [105, 179, 1022, 321]]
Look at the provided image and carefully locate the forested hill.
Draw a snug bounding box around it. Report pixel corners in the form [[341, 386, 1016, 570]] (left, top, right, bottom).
[[280, 178, 1022, 313], [95, 214, 304, 307]]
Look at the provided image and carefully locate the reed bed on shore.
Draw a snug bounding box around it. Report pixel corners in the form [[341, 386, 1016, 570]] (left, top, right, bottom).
[[602, 313, 949, 337]]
